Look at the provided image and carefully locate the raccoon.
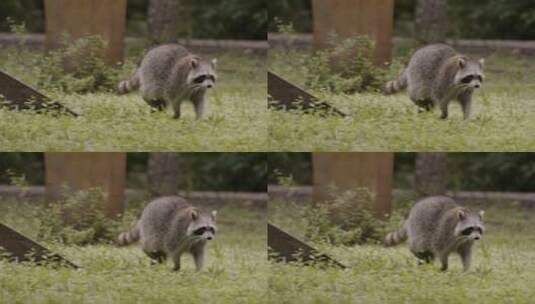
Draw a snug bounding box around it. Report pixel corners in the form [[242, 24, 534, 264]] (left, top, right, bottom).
[[117, 196, 217, 271], [384, 44, 485, 120], [384, 196, 484, 271], [117, 44, 217, 119]]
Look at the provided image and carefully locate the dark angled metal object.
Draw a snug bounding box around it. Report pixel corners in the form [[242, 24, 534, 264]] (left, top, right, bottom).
[[0, 70, 78, 117], [0, 223, 79, 268], [268, 223, 346, 269], [267, 71, 347, 117]]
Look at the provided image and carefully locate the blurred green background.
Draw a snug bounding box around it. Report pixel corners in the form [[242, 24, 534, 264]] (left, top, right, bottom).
[[268, 0, 535, 40], [0, 0, 266, 40], [269, 153, 535, 192], [0, 153, 266, 192]]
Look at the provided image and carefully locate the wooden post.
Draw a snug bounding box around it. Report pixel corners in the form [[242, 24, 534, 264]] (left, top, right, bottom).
[[44, 0, 127, 64], [312, 152, 393, 217], [312, 0, 394, 65], [44, 153, 126, 217]]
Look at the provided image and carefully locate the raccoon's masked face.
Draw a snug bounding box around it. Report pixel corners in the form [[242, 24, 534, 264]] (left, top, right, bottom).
[[454, 58, 485, 90], [454, 209, 485, 242], [187, 210, 218, 242], [187, 58, 217, 91]]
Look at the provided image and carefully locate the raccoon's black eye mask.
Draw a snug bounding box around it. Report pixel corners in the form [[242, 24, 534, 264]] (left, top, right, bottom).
[[194, 227, 216, 235], [461, 226, 483, 236], [193, 75, 216, 84], [461, 75, 483, 84]]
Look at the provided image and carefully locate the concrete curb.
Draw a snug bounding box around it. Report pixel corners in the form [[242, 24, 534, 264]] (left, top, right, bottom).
[[0, 185, 267, 208], [0, 33, 268, 54], [268, 185, 535, 206], [268, 32, 535, 54]]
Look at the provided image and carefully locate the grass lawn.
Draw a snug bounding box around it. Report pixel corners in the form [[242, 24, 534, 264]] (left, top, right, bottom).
[[268, 198, 535, 304], [269, 46, 535, 151], [0, 48, 267, 151], [0, 200, 268, 304]]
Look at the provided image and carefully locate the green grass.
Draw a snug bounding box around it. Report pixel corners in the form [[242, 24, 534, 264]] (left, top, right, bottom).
[[269, 47, 535, 151], [269, 199, 535, 304], [0, 49, 267, 151], [0, 200, 267, 304]]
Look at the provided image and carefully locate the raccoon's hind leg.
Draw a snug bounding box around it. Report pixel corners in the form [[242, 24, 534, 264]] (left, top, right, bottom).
[[145, 250, 167, 265], [144, 98, 166, 112], [414, 251, 434, 265], [414, 99, 434, 113], [191, 243, 205, 271]]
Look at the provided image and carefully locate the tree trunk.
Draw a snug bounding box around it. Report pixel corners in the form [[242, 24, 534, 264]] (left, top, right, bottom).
[[147, 0, 181, 45], [414, 0, 448, 45], [414, 153, 448, 197], [147, 153, 179, 197]]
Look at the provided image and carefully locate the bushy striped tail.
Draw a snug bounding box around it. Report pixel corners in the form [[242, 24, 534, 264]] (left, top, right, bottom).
[[117, 69, 140, 95], [384, 223, 407, 247], [384, 69, 407, 95], [117, 222, 140, 246]]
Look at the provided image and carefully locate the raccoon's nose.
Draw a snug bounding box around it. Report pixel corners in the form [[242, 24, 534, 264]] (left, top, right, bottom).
[[207, 236, 213, 240], [207, 84, 213, 89], [474, 84, 480, 88], [474, 236, 480, 240]]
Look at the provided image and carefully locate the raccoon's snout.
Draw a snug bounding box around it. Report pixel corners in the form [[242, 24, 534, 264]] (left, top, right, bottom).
[[206, 236, 213, 240], [474, 235, 480, 240]]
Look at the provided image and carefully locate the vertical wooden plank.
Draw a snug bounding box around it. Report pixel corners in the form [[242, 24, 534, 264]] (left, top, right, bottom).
[[44, 0, 127, 64], [312, 152, 393, 217], [312, 0, 394, 65], [44, 153, 126, 217]]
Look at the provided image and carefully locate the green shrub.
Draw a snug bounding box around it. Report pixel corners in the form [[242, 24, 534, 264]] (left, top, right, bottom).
[[35, 35, 122, 94], [4, 20, 123, 94], [304, 188, 401, 246], [37, 187, 134, 245], [304, 36, 387, 94]]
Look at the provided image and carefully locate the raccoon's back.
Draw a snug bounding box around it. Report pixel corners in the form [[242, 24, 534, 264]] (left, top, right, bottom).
[[138, 44, 190, 91], [138, 196, 191, 238], [406, 196, 458, 246], [406, 44, 457, 94]]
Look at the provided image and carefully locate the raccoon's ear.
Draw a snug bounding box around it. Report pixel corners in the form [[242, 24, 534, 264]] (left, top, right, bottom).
[[191, 209, 199, 220], [190, 58, 199, 69], [211, 58, 217, 68], [211, 210, 217, 220], [458, 58, 466, 69], [478, 210, 485, 219], [479, 58, 485, 67], [457, 209, 466, 220]]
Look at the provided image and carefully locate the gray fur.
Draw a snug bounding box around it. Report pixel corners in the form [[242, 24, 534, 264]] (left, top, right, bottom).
[[117, 44, 217, 119], [384, 221, 407, 247], [117, 196, 217, 271], [384, 196, 484, 271], [384, 44, 484, 119], [117, 222, 140, 246]]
